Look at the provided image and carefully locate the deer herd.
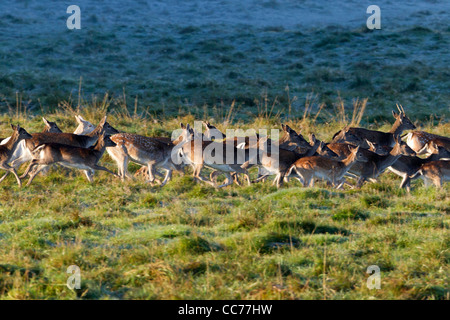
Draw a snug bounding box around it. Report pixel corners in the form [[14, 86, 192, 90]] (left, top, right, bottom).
[[0, 105, 449, 191]]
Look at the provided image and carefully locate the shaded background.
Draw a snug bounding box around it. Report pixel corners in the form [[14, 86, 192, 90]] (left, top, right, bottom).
[[0, 0, 449, 122]]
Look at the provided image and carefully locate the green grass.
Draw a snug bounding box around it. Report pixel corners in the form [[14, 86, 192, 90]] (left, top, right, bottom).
[[0, 111, 448, 300]]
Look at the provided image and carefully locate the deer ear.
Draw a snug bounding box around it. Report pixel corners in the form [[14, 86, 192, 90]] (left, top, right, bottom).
[[281, 124, 286, 131], [308, 133, 316, 144], [186, 124, 191, 131], [11, 124, 17, 130], [180, 123, 185, 129], [392, 110, 399, 119], [42, 117, 49, 125]]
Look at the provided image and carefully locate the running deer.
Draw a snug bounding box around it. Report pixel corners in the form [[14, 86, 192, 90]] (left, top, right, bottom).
[[178, 123, 263, 188], [0, 117, 62, 145], [410, 160, 450, 188], [11, 116, 118, 175], [388, 143, 450, 192], [288, 145, 368, 189], [22, 133, 117, 186], [405, 131, 450, 155], [0, 125, 32, 187], [332, 104, 416, 148], [255, 134, 321, 188], [73, 115, 96, 135], [346, 138, 415, 188], [106, 131, 185, 187]]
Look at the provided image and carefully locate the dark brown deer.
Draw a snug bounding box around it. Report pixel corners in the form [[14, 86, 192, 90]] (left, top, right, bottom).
[[22, 133, 117, 186], [388, 142, 450, 192], [0, 125, 32, 187], [347, 138, 416, 188], [332, 104, 416, 148], [410, 160, 450, 188]]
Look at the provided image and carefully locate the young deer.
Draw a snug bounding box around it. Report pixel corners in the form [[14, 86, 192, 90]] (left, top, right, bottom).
[[22, 133, 117, 186], [405, 131, 450, 154], [288, 145, 368, 188], [347, 138, 416, 188], [12, 116, 118, 174], [388, 143, 450, 192], [332, 104, 416, 148], [73, 115, 96, 135], [0, 125, 32, 187], [410, 160, 450, 188]]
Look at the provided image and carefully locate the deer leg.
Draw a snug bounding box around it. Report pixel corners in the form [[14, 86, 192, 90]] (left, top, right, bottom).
[[0, 171, 10, 183], [160, 169, 172, 187], [83, 170, 94, 183], [20, 159, 39, 179], [252, 174, 269, 183], [26, 165, 47, 186], [356, 177, 366, 189], [92, 165, 118, 178], [218, 172, 233, 188]]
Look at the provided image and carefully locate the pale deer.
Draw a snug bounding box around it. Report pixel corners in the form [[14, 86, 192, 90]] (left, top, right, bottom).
[[0, 125, 32, 187], [346, 138, 415, 188], [388, 142, 450, 192], [410, 160, 450, 188], [288, 145, 368, 189], [22, 133, 117, 186], [332, 104, 416, 148], [12, 116, 118, 176], [73, 115, 97, 135]]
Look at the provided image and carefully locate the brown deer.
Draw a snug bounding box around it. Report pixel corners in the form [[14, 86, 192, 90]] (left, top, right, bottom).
[[13, 116, 118, 175], [346, 138, 416, 188], [332, 104, 416, 148], [410, 160, 450, 188], [388, 142, 450, 192], [405, 131, 450, 154], [178, 123, 263, 188], [288, 145, 368, 188], [255, 134, 321, 188], [0, 117, 62, 145], [106, 132, 185, 187], [22, 133, 117, 186], [0, 125, 32, 187]]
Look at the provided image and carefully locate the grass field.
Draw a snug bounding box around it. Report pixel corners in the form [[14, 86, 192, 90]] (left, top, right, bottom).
[[0, 0, 449, 300], [0, 108, 448, 300]]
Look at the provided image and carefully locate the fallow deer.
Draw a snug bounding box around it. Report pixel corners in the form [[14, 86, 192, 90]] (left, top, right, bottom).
[[22, 133, 117, 186], [0, 125, 32, 187], [255, 134, 321, 188], [106, 130, 185, 186], [332, 104, 416, 148], [288, 145, 368, 188], [388, 142, 450, 192], [0, 117, 62, 145], [405, 131, 449, 154], [410, 160, 450, 188], [346, 138, 416, 188], [73, 115, 97, 135], [12, 116, 118, 175]]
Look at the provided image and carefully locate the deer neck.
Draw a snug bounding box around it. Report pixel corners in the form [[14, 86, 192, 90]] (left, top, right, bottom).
[[341, 152, 358, 169], [388, 118, 405, 136]]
